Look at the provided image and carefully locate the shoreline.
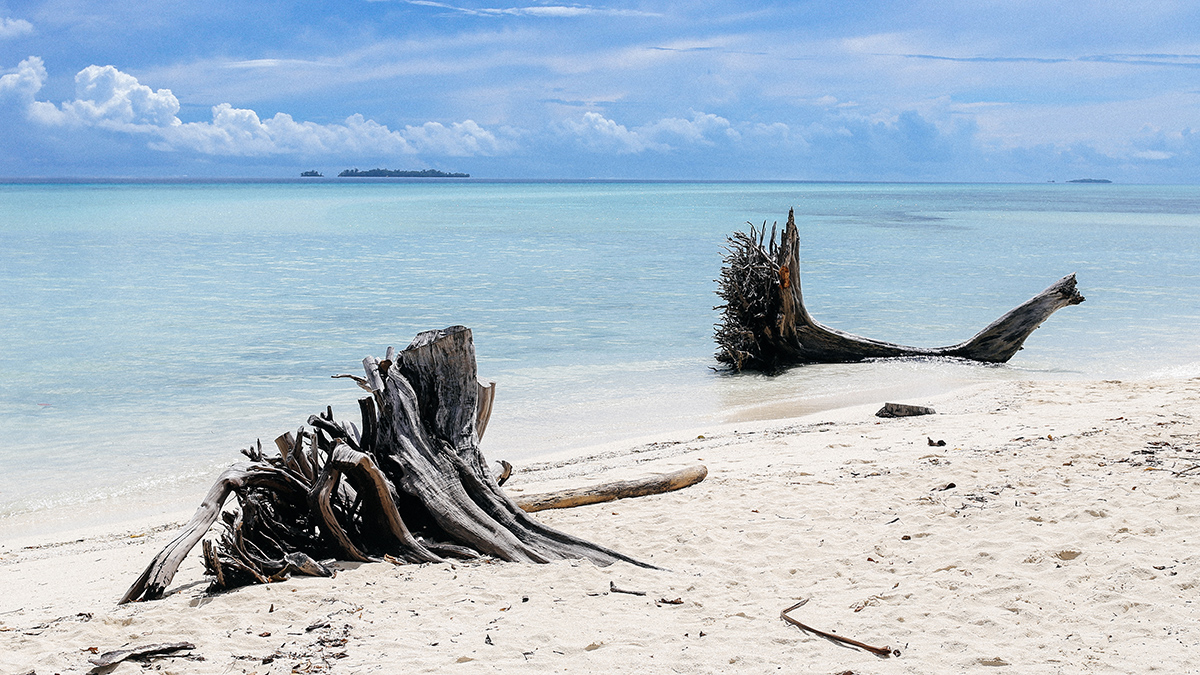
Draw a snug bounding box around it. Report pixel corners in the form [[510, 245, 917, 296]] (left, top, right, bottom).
[[4, 376, 1200, 672], [0, 357, 1001, 542]]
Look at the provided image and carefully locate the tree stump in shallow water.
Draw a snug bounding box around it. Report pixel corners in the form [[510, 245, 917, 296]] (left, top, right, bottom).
[[121, 326, 650, 604], [715, 209, 1085, 372]]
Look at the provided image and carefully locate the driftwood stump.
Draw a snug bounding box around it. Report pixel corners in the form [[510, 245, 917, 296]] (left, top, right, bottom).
[[122, 326, 649, 604], [715, 209, 1085, 372]]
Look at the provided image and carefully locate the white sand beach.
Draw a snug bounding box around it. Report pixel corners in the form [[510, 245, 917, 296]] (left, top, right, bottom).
[[2, 377, 1199, 674]]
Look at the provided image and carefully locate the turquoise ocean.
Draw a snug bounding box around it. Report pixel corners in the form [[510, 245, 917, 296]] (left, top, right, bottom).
[[2, 181, 1198, 537]]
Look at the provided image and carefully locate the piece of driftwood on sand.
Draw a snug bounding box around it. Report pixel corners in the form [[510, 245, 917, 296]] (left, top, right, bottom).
[[88, 642, 197, 668], [121, 326, 659, 604], [515, 465, 708, 512], [715, 209, 1085, 372]]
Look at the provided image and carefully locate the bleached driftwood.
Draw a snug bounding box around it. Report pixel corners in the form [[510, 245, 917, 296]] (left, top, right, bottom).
[[515, 465, 708, 512], [715, 209, 1085, 372], [122, 326, 651, 604]]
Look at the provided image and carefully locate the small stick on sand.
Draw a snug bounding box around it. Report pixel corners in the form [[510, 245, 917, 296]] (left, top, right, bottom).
[[610, 581, 647, 596], [780, 599, 899, 658]]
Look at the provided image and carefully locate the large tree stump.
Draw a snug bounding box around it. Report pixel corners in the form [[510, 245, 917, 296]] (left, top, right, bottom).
[[122, 326, 650, 604], [715, 209, 1085, 372]]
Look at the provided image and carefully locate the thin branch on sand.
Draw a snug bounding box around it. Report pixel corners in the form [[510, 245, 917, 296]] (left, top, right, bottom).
[[780, 599, 899, 658]]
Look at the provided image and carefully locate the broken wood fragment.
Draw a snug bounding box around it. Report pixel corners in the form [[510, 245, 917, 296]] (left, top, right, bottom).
[[715, 209, 1084, 372], [494, 460, 513, 487], [609, 581, 647, 596], [88, 642, 196, 667], [514, 465, 708, 513], [876, 403, 936, 418]]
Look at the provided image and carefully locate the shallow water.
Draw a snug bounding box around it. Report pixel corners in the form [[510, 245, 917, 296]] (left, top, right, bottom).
[[1, 181, 1198, 536]]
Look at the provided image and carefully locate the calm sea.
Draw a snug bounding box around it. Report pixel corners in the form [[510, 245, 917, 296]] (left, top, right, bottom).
[[2, 181, 1198, 536]]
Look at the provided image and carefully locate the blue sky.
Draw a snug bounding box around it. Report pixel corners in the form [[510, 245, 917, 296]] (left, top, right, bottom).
[[2, 0, 1199, 180]]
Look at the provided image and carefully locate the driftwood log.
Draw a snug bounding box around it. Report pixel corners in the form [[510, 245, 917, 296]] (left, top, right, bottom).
[[121, 326, 651, 604], [715, 209, 1085, 372], [876, 403, 936, 418], [515, 465, 708, 512]]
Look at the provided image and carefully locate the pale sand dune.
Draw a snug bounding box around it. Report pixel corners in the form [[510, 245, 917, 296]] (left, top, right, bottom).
[[2, 378, 1199, 674]]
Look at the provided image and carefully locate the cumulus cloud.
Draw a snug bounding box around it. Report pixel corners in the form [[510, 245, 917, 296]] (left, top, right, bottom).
[[2, 58, 507, 159], [550, 106, 993, 178], [404, 120, 514, 155], [560, 111, 751, 153], [152, 107, 415, 156], [0, 17, 34, 39], [560, 112, 654, 153], [641, 112, 739, 145], [0, 57, 64, 125], [0, 56, 46, 101], [61, 64, 181, 128]]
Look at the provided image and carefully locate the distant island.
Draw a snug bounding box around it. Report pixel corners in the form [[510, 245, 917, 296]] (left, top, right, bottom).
[[300, 170, 323, 177], [337, 168, 470, 178], [1067, 178, 1112, 184]]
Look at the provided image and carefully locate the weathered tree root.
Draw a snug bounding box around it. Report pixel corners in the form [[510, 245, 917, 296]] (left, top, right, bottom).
[[715, 209, 1085, 372], [121, 327, 652, 604]]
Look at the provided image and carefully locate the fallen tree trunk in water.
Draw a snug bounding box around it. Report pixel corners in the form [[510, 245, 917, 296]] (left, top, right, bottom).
[[715, 209, 1085, 372], [515, 465, 708, 512], [122, 326, 652, 604]]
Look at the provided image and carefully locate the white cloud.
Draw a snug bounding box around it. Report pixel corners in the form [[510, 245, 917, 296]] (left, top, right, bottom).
[[4, 58, 508, 159], [62, 65, 181, 128], [560, 111, 742, 153], [222, 58, 333, 70], [0, 56, 46, 102], [641, 112, 739, 145], [404, 120, 513, 155], [560, 112, 656, 153], [0, 57, 65, 125], [155, 108, 416, 156], [0, 17, 34, 39], [402, 1, 659, 18]]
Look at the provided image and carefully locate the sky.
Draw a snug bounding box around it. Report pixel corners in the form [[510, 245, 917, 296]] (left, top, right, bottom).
[[2, 0, 1200, 181]]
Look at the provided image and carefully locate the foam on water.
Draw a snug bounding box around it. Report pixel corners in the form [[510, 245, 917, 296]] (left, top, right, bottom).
[[1, 181, 1198, 537]]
